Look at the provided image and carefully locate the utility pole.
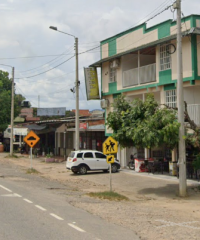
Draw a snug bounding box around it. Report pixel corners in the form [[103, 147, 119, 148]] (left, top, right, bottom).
[[49, 26, 80, 151], [10, 67, 15, 156], [175, 0, 187, 196], [75, 37, 79, 150]]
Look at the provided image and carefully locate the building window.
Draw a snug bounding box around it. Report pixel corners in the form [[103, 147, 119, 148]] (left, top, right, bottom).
[[160, 44, 171, 71], [109, 63, 116, 82], [165, 90, 176, 108]]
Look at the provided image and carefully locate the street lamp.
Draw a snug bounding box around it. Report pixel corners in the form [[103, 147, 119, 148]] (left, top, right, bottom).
[[0, 64, 15, 155], [49, 26, 79, 150]]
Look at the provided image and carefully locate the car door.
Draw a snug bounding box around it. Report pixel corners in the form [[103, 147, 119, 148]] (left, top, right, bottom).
[[95, 152, 108, 169], [82, 152, 96, 170]]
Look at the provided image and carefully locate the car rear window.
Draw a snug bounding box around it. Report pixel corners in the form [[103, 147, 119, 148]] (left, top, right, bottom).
[[77, 153, 83, 158], [95, 152, 106, 159], [84, 152, 94, 158]]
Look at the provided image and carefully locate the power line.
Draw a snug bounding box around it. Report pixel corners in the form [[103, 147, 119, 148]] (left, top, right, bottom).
[[17, 45, 75, 73], [15, 55, 75, 79]]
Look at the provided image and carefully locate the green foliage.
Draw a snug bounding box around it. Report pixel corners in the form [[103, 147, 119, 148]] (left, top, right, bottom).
[[106, 94, 180, 149], [0, 70, 25, 132], [192, 155, 200, 170], [87, 191, 129, 201]]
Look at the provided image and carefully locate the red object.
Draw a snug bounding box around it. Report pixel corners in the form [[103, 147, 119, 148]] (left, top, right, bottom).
[[79, 123, 87, 129]]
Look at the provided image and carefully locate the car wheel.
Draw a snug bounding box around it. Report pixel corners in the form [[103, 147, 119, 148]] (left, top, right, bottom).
[[79, 165, 87, 175], [111, 164, 118, 173]]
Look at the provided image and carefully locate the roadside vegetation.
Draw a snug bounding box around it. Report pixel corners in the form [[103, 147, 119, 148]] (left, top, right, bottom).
[[87, 191, 129, 201], [26, 168, 40, 174], [5, 154, 19, 158]]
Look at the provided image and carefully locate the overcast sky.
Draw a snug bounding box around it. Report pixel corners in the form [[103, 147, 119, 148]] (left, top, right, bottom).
[[0, 0, 198, 111]]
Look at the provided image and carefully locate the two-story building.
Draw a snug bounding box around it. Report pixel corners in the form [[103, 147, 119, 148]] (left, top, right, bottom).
[[90, 14, 200, 167]]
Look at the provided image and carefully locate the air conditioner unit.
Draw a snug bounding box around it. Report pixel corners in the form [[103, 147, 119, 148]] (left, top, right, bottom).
[[112, 59, 120, 68], [110, 59, 120, 69], [100, 99, 109, 109]]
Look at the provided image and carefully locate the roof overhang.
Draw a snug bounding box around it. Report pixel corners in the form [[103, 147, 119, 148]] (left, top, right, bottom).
[[89, 28, 199, 68]]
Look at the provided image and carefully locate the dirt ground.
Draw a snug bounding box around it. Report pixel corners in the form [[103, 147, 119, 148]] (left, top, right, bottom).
[[1, 153, 200, 240]]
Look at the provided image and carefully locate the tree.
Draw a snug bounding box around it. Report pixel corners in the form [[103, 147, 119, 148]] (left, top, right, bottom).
[[0, 70, 25, 132], [106, 94, 180, 150]]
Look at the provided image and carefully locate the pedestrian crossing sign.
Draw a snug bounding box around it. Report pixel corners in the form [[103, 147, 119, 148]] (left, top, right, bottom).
[[103, 136, 118, 155]]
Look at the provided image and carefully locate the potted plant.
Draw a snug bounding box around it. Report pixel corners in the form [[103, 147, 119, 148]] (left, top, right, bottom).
[[45, 153, 55, 163]]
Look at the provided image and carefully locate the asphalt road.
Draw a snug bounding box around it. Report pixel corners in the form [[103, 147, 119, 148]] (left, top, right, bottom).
[[0, 162, 139, 240]]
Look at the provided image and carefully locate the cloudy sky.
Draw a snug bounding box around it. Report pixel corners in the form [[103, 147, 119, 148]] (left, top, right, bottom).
[[0, 0, 198, 111]]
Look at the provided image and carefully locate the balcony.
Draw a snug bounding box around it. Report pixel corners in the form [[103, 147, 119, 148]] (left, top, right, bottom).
[[187, 104, 200, 126], [122, 63, 156, 88]]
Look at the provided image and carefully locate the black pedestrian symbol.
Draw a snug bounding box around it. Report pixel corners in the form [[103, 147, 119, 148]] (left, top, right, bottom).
[[105, 143, 110, 151], [108, 156, 112, 162], [109, 140, 115, 152]]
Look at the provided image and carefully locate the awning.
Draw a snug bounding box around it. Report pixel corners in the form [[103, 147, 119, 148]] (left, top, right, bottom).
[[26, 124, 47, 131]]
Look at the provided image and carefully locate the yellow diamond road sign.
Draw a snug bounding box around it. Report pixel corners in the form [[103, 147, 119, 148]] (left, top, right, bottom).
[[106, 155, 115, 164], [103, 136, 118, 155], [24, 130, 40, 148]]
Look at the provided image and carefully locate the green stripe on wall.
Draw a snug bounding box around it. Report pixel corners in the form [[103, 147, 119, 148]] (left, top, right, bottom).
[[158, 20, 171, 39], [164, 83, 176, 91], [159, 69, 172, 85], [109, 39, 116, 57]]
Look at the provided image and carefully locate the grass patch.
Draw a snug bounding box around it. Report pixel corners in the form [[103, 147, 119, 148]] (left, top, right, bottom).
[[87, 191, 129, 201], [5, 154, 18, 158], [26, 168, 40, 174]]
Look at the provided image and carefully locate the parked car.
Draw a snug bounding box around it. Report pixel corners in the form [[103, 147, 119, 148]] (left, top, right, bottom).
[[66, 150, 120, 174]]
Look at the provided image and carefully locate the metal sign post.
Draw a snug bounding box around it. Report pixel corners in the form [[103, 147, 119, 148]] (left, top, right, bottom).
[[106, 154, 115, 192], [109, 163, 112, 192], [24, 131, 40, 169], [30, 147, 33, 169]]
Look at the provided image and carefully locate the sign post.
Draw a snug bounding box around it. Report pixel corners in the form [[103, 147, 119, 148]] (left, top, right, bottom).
[[23, 131, 40, 169], [103, 137, 118, 192]]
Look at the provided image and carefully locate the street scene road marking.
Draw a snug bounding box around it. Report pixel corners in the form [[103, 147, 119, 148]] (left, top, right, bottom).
[[156, 220, 200, 229], [0, 185, 12, 192], [50, 213, 64, 220], [1, 193, 21, 197], [23, 198, 33, 203], [68, 223, 86, 232], [35, 205, 46, 211]]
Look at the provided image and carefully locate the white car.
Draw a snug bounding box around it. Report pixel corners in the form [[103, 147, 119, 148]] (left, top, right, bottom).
[[66, 150, 120, 174]]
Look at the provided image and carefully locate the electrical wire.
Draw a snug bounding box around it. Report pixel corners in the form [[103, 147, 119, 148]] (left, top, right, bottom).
[[15, 55, 75, 79], [17, 45, 75, 73]]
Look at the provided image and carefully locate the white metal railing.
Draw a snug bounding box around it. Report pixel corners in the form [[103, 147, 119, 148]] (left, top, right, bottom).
[[122, 63, 156, 88], [187, 104, 200, 126]]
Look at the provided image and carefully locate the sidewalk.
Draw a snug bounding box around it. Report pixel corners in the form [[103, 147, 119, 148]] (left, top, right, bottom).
[[122, 168, 200, 186]]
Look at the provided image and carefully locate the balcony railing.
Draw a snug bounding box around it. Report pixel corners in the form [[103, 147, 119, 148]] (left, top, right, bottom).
[[187, 104, 200, 126], [122, 63, 156, 88]]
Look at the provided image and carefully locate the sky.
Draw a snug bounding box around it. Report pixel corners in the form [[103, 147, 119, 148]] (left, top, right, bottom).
[[0, 0, 199, 112]]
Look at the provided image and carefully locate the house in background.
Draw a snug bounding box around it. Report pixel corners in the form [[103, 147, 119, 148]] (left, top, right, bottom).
[[90, 14, 200, 167], [55, 109, 106, 158]]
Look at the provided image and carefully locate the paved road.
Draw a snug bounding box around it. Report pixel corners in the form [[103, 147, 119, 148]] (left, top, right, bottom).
[[0, 162, 139, 240]]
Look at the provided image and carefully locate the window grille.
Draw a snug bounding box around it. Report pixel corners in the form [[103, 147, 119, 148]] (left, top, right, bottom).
[[109, 64, 116, 82], [165, 90, 176, 108], [160, 44, 171, 71]]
